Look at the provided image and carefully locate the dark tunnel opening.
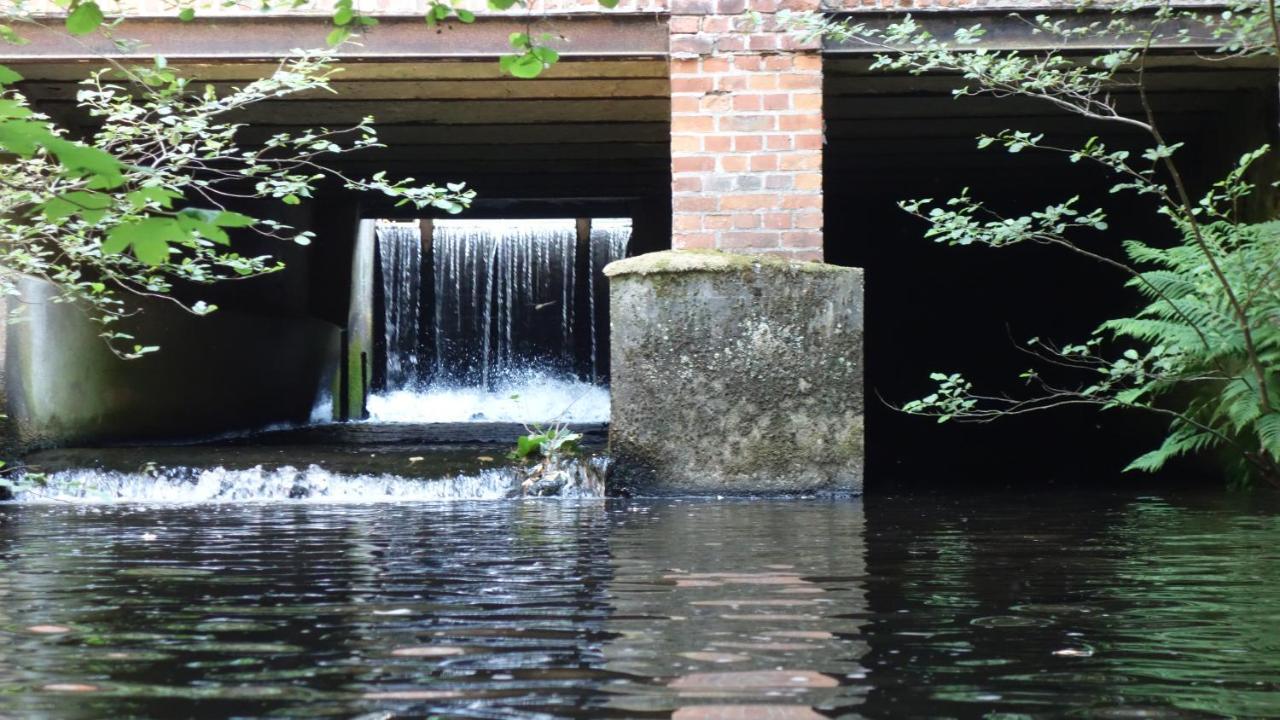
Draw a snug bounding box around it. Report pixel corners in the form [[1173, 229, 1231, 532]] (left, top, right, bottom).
[[823, 54, 1278, 491]]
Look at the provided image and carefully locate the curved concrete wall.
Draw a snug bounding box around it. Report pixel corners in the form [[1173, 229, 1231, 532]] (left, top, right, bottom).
[[4, 278, 340, 448]]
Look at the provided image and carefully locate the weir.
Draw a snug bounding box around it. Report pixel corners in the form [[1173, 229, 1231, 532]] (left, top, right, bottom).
[[367, 218, 630, 424]]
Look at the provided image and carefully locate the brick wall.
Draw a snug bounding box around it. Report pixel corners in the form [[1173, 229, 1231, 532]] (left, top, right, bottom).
[[669, 0, 824, 260]]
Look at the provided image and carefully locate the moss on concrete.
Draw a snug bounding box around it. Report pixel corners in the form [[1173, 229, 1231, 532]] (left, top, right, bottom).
[[603, 249, 851, 278], [607, 258, 865, 496]]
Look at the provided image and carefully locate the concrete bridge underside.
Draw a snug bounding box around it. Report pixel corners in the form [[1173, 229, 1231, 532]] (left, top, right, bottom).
[[1, 8, 1275, 453]]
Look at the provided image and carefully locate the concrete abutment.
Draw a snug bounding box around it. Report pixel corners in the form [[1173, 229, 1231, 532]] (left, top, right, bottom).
[[2, 4, 1262, 490], [606, 250, 864, 495]]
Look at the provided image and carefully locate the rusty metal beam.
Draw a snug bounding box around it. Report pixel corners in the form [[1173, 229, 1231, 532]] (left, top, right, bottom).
[[3, 6, 1247, 67], [821, 6, 1234, 54], [0, 13, 668, 62]]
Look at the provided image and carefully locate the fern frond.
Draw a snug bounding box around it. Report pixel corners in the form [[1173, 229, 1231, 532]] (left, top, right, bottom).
[[1125, 424, 1222, 474], [1255, 413, 1280, 461], [1218, 377, 1263, 432], [1128, 269, 1198, 301]]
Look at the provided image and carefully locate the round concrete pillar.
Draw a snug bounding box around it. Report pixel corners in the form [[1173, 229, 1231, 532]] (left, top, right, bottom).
[[605, 250, 864, 496]]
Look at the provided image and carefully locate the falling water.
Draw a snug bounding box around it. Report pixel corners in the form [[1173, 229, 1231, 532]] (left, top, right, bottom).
[[376, 222, 424, 390], [370, 218, 631, 424], [588, 218, 631, 384]]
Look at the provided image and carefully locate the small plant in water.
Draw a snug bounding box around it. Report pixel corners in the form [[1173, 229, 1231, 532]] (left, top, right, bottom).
[[501, 389, 606, 497], [510, 420, 586, 496], [507, 393, 603, 496]]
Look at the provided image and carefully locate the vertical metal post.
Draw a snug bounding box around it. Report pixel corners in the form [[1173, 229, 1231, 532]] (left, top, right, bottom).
[[574, 217, 593, 380], [419, 218, 435, 382]]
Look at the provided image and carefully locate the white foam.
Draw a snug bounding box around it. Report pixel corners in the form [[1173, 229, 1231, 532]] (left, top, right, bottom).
[[367, 373, 610, 424], [9, 459, 610, 505], [9, 464, 522, 505]]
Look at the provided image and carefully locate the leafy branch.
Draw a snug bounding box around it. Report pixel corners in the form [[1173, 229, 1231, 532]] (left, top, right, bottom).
[[0, 51, 473, 357], [785, 1, 1280, 486]]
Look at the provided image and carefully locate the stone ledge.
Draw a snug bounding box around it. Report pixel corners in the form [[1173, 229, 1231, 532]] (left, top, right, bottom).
[[604, 249, 851, 277]]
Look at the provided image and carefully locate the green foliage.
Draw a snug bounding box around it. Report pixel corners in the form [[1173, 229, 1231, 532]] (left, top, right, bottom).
[[510, 423, 582, 462], [1098, 216, 1280, 477], [0, 52, 473, 357], [2, 0, 621, 82], [509, 419, 591, 497], [65, 1, 105, 36], [788, 1, 1280, 486], [0, 3, 605, 362]]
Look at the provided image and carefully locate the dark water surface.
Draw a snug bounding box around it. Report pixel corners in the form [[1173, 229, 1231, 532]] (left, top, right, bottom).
[[1, 493, 1278, 719]]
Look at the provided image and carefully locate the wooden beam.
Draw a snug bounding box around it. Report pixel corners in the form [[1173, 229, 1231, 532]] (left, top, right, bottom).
[[19, 77, 671, 101], [4, 58, 669, 82], [35, 97, 671, 124]]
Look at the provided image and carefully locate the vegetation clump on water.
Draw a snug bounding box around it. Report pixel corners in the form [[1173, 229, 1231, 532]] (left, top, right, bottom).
[[509, 421, 605, 497]]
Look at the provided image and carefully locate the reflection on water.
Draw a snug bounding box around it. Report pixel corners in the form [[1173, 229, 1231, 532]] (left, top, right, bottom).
[[0, 494, 1277, 718]]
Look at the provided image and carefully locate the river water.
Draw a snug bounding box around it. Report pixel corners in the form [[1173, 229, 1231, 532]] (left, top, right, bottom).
[[0, 490, 1277, 718]]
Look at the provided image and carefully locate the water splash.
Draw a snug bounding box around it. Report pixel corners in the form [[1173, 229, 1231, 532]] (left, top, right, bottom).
[[368, 372, 611, 424], [8, 462, 607, 504], [370, 218, 630, 423]]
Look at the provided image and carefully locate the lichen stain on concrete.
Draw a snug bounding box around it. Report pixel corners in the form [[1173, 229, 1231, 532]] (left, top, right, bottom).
[[608, 250, 864, 496]]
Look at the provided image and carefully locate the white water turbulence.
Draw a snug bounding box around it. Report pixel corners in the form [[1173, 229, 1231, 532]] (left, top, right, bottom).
[[367, 372, 611, 423], [369, 218, 631, 424], [8, 463, 608, 504]]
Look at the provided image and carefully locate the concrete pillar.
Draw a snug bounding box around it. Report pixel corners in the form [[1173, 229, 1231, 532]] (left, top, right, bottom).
[[345, 220, 377, 421], [0, 293, 13, 460], [669, 0, 824, 260], [606, 251, 863, 495]]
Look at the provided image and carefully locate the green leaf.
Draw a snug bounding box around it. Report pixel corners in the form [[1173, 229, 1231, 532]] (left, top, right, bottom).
[[66, 1, 105, 36], [505, 52, 544, 79], [176, 214, 229, 245], [211, 211, 256, 227], [0, 27, 27, 47], [326, 26, 351, 46], [333, 5, 354, 24], [42, 190, 113, 222], [45, 138, 125, 188], [456, 9, 475, 22], [488, 0, 520, 9], [513, 433, 545, 459], [125, 186, 182, 210], [0, 120, 53, 155], [0, 99, 33, 120], [178, 7, 195, 21], [531, 46, 559, 64], [0, 64, 21, 84], [105, 217, 185, 265], [597, 0, 619, 8]]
